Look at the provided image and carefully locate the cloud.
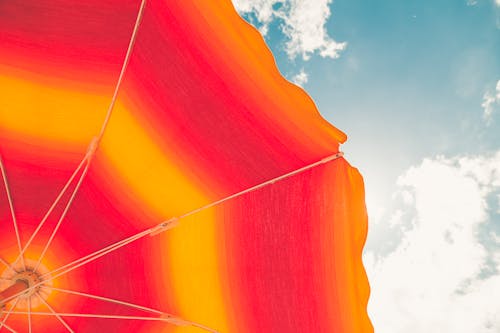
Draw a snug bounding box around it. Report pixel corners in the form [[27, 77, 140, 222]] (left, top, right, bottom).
[[481, 80, 500, 125], [365, 152, 500, 333], [232, 0, 346, 60], [291, 69, 308, 86], [468, 0, 500, 7]]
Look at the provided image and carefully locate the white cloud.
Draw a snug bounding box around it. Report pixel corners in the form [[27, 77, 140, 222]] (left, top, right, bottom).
[[388, 209, 404, 228], [468, 0, 500, 7], [367, 202, 385, 226], [491, 231, 500, 244], [365, 152, 500, 333], [481, 80, 500, 125], [400, 189, 414, 205], [291, 69, 308, 86], [232, 0, 346, 60]]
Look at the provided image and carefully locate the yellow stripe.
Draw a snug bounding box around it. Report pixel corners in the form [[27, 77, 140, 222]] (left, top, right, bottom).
[[0, 74, 104, 146], [166, 211, 229, 333]]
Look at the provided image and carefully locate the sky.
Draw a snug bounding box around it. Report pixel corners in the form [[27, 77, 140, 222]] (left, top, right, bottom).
[[233, 0, 500, 332]]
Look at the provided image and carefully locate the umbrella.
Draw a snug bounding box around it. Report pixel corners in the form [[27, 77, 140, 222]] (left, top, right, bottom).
[[0, 0, 372, 332]]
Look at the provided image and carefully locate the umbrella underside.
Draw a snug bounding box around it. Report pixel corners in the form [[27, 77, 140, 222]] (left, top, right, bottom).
[[0, 0, 372, 332]]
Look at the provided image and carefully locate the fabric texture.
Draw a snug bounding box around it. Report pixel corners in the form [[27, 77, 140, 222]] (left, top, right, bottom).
[[0, 1, 372, 332]]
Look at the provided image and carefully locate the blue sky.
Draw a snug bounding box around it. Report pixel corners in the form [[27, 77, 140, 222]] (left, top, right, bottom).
[[234, 0, 499, 331]]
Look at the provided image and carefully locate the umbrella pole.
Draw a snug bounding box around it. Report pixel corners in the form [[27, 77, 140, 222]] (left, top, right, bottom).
[[0, 280, 28, 306]]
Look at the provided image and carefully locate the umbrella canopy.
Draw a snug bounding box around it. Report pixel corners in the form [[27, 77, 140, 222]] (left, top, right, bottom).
[[0, 0, 372, 332]]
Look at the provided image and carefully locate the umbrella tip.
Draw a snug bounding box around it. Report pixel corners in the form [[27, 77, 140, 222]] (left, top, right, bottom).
[[320, 151, 344, 164]]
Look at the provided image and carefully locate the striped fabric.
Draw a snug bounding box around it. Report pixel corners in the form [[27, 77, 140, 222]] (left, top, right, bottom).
[[0, 1, 372, 332]]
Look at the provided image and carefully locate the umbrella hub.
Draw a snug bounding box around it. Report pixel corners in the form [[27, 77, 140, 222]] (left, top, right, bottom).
[[10, 269, 42, 298], [0, 261, 53, 310]]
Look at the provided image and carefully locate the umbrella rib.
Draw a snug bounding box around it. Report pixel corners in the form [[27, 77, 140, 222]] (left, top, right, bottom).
[[37, 294, 74, 333], [0, 229, 152, 305], [42, 286, 162, 315], [41, 287, 219, 332], [1, 152, 343, 307], [3, 310, 219, 333], [27, 297, 32, 333], [8, 311, 219, 332], [174, 152, 345, 223], [4, 0, 145, 269], [33, 157, 92, 272], [14, 153, 89, 267], [0, 298, 19, 331], [41, 228, 152, 281], [0, 156, 25, 270], [10, 312, 175, 321], [16, 0, 147, 275], [0, 322, 16, 333], [96, 0, 146, 142]]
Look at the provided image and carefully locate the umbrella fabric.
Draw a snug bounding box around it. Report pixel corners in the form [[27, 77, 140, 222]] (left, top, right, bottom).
[[0, 0, 372, 332]]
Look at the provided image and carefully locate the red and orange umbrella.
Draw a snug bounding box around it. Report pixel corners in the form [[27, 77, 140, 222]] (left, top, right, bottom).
[[0, 1, 372, 332]]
